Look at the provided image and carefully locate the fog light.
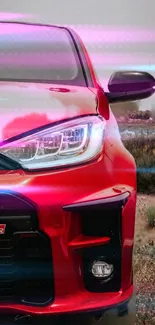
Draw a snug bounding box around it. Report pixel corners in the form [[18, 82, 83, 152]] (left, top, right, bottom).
[[91, 260, 114, 279]]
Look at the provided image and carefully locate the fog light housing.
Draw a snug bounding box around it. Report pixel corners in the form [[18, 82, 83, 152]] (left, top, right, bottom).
[[91, 260, 114, 279]]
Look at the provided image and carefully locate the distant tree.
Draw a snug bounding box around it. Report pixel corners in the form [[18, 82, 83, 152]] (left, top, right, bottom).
[[145, 110, 151, 119], [128, 109, 151, 120], [110, 101, 139, 119]]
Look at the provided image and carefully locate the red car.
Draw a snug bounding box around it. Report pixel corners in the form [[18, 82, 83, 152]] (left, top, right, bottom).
[[0, 22, 154, 325]]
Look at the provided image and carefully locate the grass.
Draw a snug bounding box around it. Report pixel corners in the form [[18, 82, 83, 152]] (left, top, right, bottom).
[[118, 121, 155, 323], [146, 206, 155, 228], [134, 195, 155, 324], [123, 137, 155, 194]]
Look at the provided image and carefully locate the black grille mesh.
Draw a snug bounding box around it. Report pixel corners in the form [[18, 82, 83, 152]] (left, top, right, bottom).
[[0, 192, 54, 305]]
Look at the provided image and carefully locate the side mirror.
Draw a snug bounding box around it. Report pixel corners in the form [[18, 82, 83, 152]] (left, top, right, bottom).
[[106, 71, 155, 103]]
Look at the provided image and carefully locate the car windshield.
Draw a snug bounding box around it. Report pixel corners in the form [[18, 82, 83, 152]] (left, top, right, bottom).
[[0, 23, 86, 86]]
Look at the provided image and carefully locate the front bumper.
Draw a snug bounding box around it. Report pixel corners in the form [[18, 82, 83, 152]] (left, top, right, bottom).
[[0, 154, 136, 317], [0, 293, 136, 325], [55, 292, 136, 325]]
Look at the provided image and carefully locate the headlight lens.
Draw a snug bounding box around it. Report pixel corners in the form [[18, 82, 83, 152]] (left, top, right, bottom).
[[0, 116, 106, 170]]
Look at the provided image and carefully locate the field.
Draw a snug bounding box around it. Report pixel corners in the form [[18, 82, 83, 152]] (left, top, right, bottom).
[[134, 194, 155, 324], [118, 123, 155, 324], [122, 127, 155, 194]]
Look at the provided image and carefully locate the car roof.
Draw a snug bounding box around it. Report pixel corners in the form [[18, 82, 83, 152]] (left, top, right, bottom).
[[0, 20, 74, 33]]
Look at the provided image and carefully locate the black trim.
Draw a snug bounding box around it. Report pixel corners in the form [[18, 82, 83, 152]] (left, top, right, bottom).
[[0, 154, 22, 170], [0, 191, 54, 306], [64, 192, 129, 294], [67, 28, 94, 88], [105, 88, 155, 103], [63, 192, 130, 211], [80, 204, 123, 293], [0, 190, 38, 213]]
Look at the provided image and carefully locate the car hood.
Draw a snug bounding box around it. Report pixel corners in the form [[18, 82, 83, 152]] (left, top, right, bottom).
[[0, 82, 97, 142]]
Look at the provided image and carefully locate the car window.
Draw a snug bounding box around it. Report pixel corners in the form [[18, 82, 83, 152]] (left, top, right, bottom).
[[0, 23, 86, 86]]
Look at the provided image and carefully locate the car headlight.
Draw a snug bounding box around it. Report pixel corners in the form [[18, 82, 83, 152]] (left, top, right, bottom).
[[0, 116, 106, 170]]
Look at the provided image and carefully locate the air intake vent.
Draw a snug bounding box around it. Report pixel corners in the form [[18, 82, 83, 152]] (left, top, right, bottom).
[[81, 206, 122, 292], [0, 192, 54, 305]]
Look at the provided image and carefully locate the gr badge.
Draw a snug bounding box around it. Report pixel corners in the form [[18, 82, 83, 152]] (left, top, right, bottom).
[[0, 224, 6, 235]]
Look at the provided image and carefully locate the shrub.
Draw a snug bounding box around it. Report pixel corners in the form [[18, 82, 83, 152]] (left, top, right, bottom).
[[146, 206, 155, 228], [123, 136, 155, 193]]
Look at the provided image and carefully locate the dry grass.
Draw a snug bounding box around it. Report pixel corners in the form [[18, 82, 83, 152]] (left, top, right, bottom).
[[135, 195, 155, 246], [134, 194, 155, 324], [146, 206, 155, 228], [124, 137, 155, 194]]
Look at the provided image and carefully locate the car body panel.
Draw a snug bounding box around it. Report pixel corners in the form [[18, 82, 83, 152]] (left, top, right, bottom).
[[0, 22, 136, 325], [0, 82, 97, 142]]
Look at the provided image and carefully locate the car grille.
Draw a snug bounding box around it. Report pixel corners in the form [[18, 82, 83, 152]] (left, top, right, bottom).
[[0, 192, 54, 305]]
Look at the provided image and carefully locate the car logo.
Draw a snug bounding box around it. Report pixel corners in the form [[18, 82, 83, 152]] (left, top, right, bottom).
[[0, 224, 6, 235]]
